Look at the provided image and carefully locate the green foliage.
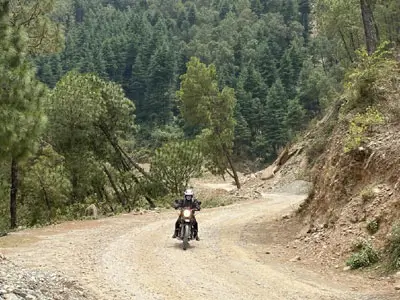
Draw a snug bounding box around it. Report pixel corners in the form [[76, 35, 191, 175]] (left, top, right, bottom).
[[366, 219, 379, 235], [178, 57, 238, 182], [285, 97, 306, 139], [387, 223, 400, 271], [0, 1, 48, 228], [146, 123, 185, 149], [9, 0, 64, 54], [1, 0, 398, 228], [0, 1, 47, 161], [261, 79, 288, 157], [18, 143, 71, 226], [360, 187, 376, 202], [150, 140, 203, 196], [342, 43, 399, 112], [346, 239, 379, 269], [313, 0, 363, 65], [32, 0, 325, 163], [344, 107, 384, 153], [45, 71, 137, 209]]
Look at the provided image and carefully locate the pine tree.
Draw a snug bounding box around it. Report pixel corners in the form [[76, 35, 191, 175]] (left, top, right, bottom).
[[257, 41, 278, 88], [299, 0, 311, 42], [9, 0, 64, 54], [144, 42, 176, 126], [285, 97, 306, 139], [0, 1, 47, 228], [262, 79, 287, 156]]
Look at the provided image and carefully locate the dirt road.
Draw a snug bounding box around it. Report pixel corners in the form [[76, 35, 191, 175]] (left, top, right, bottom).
[[0, 193, 396, 300]]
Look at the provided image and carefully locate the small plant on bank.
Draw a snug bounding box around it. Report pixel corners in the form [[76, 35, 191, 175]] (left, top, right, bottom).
[[346, 239, 379, 269], [344, 107, 384, 153], [366, 218, 379, 235], [386, 223, 400, 271], [360, 187, 376, 202], [341, 43, 397, 113]]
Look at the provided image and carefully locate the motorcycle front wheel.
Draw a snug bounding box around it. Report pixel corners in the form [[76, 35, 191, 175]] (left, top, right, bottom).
[[183, 224, 190, 250]]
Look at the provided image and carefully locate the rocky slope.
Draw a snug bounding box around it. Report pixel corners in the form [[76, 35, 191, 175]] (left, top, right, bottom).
[[0, 254, 94, 300]]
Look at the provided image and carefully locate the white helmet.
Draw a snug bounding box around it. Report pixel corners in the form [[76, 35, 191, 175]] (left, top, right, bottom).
[[184, 189, 194, 200]]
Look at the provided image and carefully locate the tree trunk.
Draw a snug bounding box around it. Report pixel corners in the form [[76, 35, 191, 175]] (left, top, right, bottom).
[[101, 186, 115, 213], [71, 172, 79, 203], [223, 146, 241, 189], [360, 0, 378, 55], [98, 125, 152, 180], [338, 29, 354, 63], [103, 165, 126, 206], [9, 158, 18, 229], [98, 126, 156, 209], [38, 177, 51, 221]]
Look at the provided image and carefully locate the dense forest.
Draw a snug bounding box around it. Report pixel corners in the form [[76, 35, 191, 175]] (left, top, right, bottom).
[[0, 0, 399, 231]]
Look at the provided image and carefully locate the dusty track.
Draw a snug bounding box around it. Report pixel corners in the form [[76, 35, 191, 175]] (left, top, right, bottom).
[[0, 193, 397, 299]]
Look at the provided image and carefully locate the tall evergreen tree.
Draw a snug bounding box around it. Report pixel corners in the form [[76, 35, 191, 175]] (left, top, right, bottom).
[[262, 79, 287, 157], [143, 42, 176, 125], [0, 1, 47, 228]]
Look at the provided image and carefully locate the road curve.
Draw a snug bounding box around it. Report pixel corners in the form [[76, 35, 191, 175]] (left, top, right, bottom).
[[0, 194, 395, 300]]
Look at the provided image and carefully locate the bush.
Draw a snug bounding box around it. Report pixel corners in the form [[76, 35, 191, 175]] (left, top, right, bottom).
[[344, 107, 384, 153], [150, 140, 204, 196], [387, 223, 400, 270], [366, 219, 379, 234], [342, 42, 399, 113], [346, 239, 379, 269], [360, 187, 376, 202]]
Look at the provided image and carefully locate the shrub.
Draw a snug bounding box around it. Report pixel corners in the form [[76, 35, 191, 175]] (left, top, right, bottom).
[[360, 187, 376, 202], [346, 239, 379, 269], [366, 219, 379, 234], [342, 42, 398, 113], [344, 106, 384, 153], [150, 140, 204, 196], [387, 223, 400, 270]]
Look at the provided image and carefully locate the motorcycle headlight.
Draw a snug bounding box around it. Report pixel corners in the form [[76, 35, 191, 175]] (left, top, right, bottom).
[[183, 209, 191, 218]]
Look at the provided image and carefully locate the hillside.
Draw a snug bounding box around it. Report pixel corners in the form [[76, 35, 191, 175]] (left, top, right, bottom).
[[243, 51, 400, 276], [0, 0, 330, 232]]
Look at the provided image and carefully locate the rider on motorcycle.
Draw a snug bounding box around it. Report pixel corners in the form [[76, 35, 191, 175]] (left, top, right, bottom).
[[172, 189, 201, 241]]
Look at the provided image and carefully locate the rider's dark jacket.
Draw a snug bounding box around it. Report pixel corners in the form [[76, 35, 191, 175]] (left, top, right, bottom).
[[174, 199, 201, 211]]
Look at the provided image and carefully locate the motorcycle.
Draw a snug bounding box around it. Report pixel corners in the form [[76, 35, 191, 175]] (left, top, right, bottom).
[[176, 206, 199, 250]]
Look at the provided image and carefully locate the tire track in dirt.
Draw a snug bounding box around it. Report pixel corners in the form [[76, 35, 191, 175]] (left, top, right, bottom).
[[0, 194, 396, 299], [92, 194, 393, 299]]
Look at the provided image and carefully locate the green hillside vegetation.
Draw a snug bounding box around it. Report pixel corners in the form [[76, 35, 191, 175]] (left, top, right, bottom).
[[0, 0, 399, 233]]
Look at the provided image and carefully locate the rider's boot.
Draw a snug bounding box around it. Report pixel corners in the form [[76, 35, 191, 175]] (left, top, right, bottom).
[[172, 229, 179, 238], [194, 231, 200, 241]]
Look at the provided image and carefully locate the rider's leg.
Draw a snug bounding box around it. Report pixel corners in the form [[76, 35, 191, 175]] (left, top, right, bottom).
[[193, 217, 199, 241], [172, 218, 180, 238]]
